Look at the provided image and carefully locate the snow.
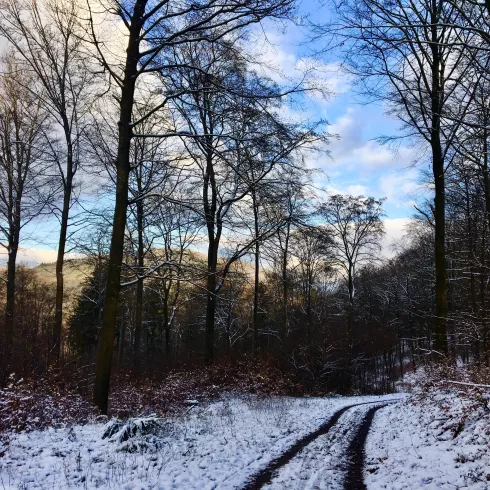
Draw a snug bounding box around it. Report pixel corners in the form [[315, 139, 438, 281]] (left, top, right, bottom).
[[263, 403, 374, 489], [7, 370, 487, 490], [0, 393, 398, 489], [442, 380, 490, 389], [365, 374, 490, 489]]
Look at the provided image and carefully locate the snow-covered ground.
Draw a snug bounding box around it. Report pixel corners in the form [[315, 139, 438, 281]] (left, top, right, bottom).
[[0, 394, 397, 489], [263, 403, 373, 489], [365, 374, 490, 489], [5, 372, 487, 490]]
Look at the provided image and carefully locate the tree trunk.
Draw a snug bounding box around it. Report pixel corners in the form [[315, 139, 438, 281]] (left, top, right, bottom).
[[117, 307, 125, 368], [203, 110, 218, 364], [226, 297, 232, 355], [433, 137, 447, 354], [482, 122, 490, 360], [133, 199, 144, 372], [205, 239, 218, 364], [3, 238, 19, 374], [252, 188, 260, 356], [94, 153, 131, 413], [282, 222, 291, 344], [306, 267, 312, 340], [479, 229, 487, 363], [253, 240, 260, 355], [53, 140, 73, 363], [3, 184, 21, 375], [347, 262, 354, 340], [430, 2, 448, 355], [163, 289, 170, 358], [93, 0, 146, 414]]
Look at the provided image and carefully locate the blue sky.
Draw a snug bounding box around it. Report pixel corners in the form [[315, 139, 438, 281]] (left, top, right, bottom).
[[253, 0, 429, 222], [4, 0, 429, 265]]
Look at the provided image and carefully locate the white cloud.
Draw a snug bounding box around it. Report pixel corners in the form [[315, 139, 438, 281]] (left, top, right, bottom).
[[0, 247, 81, 267], [346, 184, 369, 195], [381, 218, 412, 257], [253, 31, 351, 104], [327, 108, 419, 172], [321, 182, 374, 200], [379, 170, 423, 208]]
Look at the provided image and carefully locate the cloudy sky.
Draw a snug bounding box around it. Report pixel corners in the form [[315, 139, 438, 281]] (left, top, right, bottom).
[[2, 0, 430, 267], [250, 0, 432, 252], [256, 0, 430, 212]]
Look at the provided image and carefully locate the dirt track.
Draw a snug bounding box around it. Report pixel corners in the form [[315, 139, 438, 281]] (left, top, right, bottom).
[[241, 401, 394, 490]]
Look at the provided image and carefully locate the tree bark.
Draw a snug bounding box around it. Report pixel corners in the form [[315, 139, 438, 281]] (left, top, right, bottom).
[[482, 124, 490, 249], [347, 261, 354, 343], [133, 199, 144, 372], [306, 266, 312, 339], [282, 222, 291, 344], [3, 169, 22, 375], [433, 143, 447, 354], [164, 295, 170, 358], [117, 307, 125, 368], [252, 187, 260, 356], [53, 131, 73, 363], [482, 120, 490, 360], [3, 236, 19, 373], [203, 105, 219, 364], [430, 0, 448, 355], [205, 239, 218, 364], [93, 0, 146, 414]]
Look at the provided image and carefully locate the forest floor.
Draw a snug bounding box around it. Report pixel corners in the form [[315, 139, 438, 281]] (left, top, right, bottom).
[[365, 368, 490, 489], [1, 366, 490, 489], [0, 394, 399, 489], [0, 361, 312, 435]]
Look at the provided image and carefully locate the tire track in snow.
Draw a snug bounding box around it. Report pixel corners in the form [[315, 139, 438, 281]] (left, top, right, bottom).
[[344, 404, 389, 490], [261, 403, 370, 489], [241, 400, 397, 490]]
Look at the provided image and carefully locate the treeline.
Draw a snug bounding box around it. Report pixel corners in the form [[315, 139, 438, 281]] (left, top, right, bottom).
[[65, 195, 387, 393], [2, 0, 490, 413]]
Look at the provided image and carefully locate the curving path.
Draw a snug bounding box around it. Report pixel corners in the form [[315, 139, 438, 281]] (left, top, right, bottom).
[[241, 401, 395, 490], [344, 404, 389, 490]]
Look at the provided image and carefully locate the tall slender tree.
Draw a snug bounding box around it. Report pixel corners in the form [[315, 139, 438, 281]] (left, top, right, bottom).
[[0, 0, 95, 362], [159, 38, 321, 363], [0, 61, 51, 374], [318, 195, 385, 340], [88, 0, 296, 413], [321, 0, 477, 354]]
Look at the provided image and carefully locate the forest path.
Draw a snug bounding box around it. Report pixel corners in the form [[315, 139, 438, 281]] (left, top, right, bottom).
[[241, 400, 396, 490]]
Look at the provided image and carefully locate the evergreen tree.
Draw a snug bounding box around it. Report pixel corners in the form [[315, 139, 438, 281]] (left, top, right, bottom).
[[69, 262, 106, 358]]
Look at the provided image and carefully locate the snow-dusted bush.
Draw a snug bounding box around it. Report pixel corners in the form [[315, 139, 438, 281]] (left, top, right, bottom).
[[102, 415, 171, 453]]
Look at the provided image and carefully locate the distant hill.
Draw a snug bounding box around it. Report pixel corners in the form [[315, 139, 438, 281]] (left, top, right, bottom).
[[33, 259, 93, 291], [34, 259, 92, 320], [22, 250, 258, 319]]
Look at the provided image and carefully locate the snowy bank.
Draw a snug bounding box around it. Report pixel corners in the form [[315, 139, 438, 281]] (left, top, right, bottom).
[[365, 373, 490, 489], [0, 394, 398, 489]]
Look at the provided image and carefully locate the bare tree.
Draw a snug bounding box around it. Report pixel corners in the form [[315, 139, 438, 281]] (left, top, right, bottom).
[[264, 177, 311, 344], [318, 195, 385, 337], [290, 226, 333, 340], [147, 199, 201, 359], [321, 0, 479, 354], [125, 103, 177, 371], [0, 61, 52, 374], [159, 37, 322, 363], [87, 0, 296, 412], [0, 0, 96, 362]]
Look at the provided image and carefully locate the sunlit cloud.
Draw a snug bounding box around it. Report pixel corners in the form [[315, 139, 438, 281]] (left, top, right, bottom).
[[0, 247, 81, 267], [381, 218, 413, 257]]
